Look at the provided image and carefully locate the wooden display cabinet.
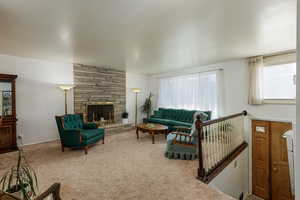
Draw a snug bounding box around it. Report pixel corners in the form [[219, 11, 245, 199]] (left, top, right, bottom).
[[0, 74, 17, 153]]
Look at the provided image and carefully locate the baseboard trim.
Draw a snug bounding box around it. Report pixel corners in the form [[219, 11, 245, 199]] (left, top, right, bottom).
[[21, 138, 59, 146]]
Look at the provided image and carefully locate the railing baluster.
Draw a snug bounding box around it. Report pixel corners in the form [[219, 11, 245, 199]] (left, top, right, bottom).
[[217, 123, 221, 164], [227, 120, 231, 154], [220, 121, 226, 161], [213, 123, 217, 167], [210, 124, 214, 169], [230, 119, 233, 152]]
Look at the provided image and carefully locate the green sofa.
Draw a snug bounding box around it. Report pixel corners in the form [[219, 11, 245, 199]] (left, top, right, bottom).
[[55, 114, 105, 154], [145, 108, 211, 131]]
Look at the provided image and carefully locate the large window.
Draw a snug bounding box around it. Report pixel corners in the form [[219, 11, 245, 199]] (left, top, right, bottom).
[[158, 71, 221, 118], [263, 62, 296, 100]]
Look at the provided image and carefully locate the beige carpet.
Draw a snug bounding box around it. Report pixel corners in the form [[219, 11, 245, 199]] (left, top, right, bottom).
[[0, 130, 234, 200]]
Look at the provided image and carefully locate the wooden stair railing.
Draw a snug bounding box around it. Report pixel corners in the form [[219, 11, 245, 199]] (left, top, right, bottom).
[[196, 111, 248, 183]]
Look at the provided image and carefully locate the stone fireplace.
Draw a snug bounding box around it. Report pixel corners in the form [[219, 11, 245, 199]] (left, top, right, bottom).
[[73, 64, 126, 124]]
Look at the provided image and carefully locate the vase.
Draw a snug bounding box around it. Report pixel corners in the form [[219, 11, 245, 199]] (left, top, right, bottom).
[[122, 118, 128, 124]]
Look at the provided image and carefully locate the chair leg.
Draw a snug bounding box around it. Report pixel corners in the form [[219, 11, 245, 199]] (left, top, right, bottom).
[[102, 136, 105, 144], [84, 146, 88, 155], [61, 145, 65, 152]]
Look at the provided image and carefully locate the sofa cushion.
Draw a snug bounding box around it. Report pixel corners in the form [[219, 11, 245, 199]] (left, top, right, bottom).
[[147, 118, 172, 125], [81, 129, 104, 140], [63, 114, 83, 129], [83, 123, 98, 129], [167, 120, 192, 127], [81, 134, 104, 146]]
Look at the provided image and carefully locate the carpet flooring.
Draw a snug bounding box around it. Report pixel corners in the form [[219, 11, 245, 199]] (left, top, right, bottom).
[[0, 130, 234, 200]]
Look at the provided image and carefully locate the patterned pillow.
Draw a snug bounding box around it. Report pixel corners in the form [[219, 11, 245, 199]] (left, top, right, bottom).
[[197, 112, 209, 121]]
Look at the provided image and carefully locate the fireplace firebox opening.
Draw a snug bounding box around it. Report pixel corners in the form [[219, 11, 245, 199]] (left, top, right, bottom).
[[86, 103, 114, 123]]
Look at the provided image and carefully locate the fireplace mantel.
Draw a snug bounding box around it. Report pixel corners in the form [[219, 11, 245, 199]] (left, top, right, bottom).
[[85, 102, 113, 106]]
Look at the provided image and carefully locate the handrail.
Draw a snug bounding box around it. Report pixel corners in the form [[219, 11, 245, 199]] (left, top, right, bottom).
[[196, 111, 248, 183], [200, 110, 247, 126]]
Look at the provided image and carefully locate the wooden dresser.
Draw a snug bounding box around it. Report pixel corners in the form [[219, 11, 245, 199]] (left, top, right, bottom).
[[0, 74, 17, 153]]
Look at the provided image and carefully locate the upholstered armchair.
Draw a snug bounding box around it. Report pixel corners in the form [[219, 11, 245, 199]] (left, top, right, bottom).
[[0, 183, 62, 200], [164, 112, 204, 160], [55, 114, 105, 154], [165, 126, 198, 160]]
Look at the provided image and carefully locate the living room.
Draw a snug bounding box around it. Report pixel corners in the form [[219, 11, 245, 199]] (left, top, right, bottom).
[[0, 0, 298, 200]]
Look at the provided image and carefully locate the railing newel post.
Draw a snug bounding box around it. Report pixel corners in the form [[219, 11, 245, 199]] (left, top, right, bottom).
[[196, 114, 205, 180]]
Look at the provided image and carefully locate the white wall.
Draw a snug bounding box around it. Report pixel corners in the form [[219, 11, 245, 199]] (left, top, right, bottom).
[[0, 54, 74, 145], [296, 1, 299, 198], [126, 73, 151, 124], [209, 149, 249, 199]]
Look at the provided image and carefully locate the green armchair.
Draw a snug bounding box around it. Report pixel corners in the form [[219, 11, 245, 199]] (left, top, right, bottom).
[[55, 114, 105, 154]]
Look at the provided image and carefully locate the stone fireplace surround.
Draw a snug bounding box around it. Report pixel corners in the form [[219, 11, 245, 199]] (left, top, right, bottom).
[[73, 64, 126, 124]]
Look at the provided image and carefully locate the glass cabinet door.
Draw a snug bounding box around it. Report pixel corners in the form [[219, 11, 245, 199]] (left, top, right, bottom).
[[0, 82, 12, 116]]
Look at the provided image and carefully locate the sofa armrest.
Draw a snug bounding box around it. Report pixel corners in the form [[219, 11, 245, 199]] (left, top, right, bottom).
[[61, 129, 82, 146], [83, 123, 98, 129]]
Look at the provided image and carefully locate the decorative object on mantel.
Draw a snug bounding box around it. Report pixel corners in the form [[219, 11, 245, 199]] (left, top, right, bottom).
[[0, 74, 18, 154], [58, 84, 75, 114], [132, 88, 141, 126], [142, 93, 153, 119], [121, 112, 129, 124], [0, 148, 39, 200]]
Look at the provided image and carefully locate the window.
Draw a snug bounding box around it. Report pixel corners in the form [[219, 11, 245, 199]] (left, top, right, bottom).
[[158, 71, 222, 118], [263, 62, 296, 101]]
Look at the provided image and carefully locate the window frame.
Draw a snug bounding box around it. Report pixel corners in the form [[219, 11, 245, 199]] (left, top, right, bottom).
[[262, 61, 296, 104]]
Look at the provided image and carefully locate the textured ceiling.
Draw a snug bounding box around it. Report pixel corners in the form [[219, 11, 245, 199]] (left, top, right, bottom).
[[0, 0, 296, 74]]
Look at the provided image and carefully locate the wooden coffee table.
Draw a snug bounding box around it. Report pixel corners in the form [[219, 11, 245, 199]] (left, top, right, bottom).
[[136, 123, 168, 144]]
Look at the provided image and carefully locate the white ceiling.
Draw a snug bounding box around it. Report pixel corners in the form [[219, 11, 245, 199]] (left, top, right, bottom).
[[0, 0, 296, 74]]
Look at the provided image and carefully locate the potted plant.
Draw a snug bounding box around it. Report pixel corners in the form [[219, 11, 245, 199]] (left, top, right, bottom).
[[142, 93, 153, 119], [122, 112, 129, 124], [0, 149, 39, 200]]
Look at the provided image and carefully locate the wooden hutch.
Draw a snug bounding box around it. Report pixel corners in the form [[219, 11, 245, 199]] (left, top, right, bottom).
[[0, 73, 17, 153]]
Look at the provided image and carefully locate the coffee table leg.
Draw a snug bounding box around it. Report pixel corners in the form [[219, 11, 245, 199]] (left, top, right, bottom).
[[152, 132, 155, 144], [136, 128, 139, 139]]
